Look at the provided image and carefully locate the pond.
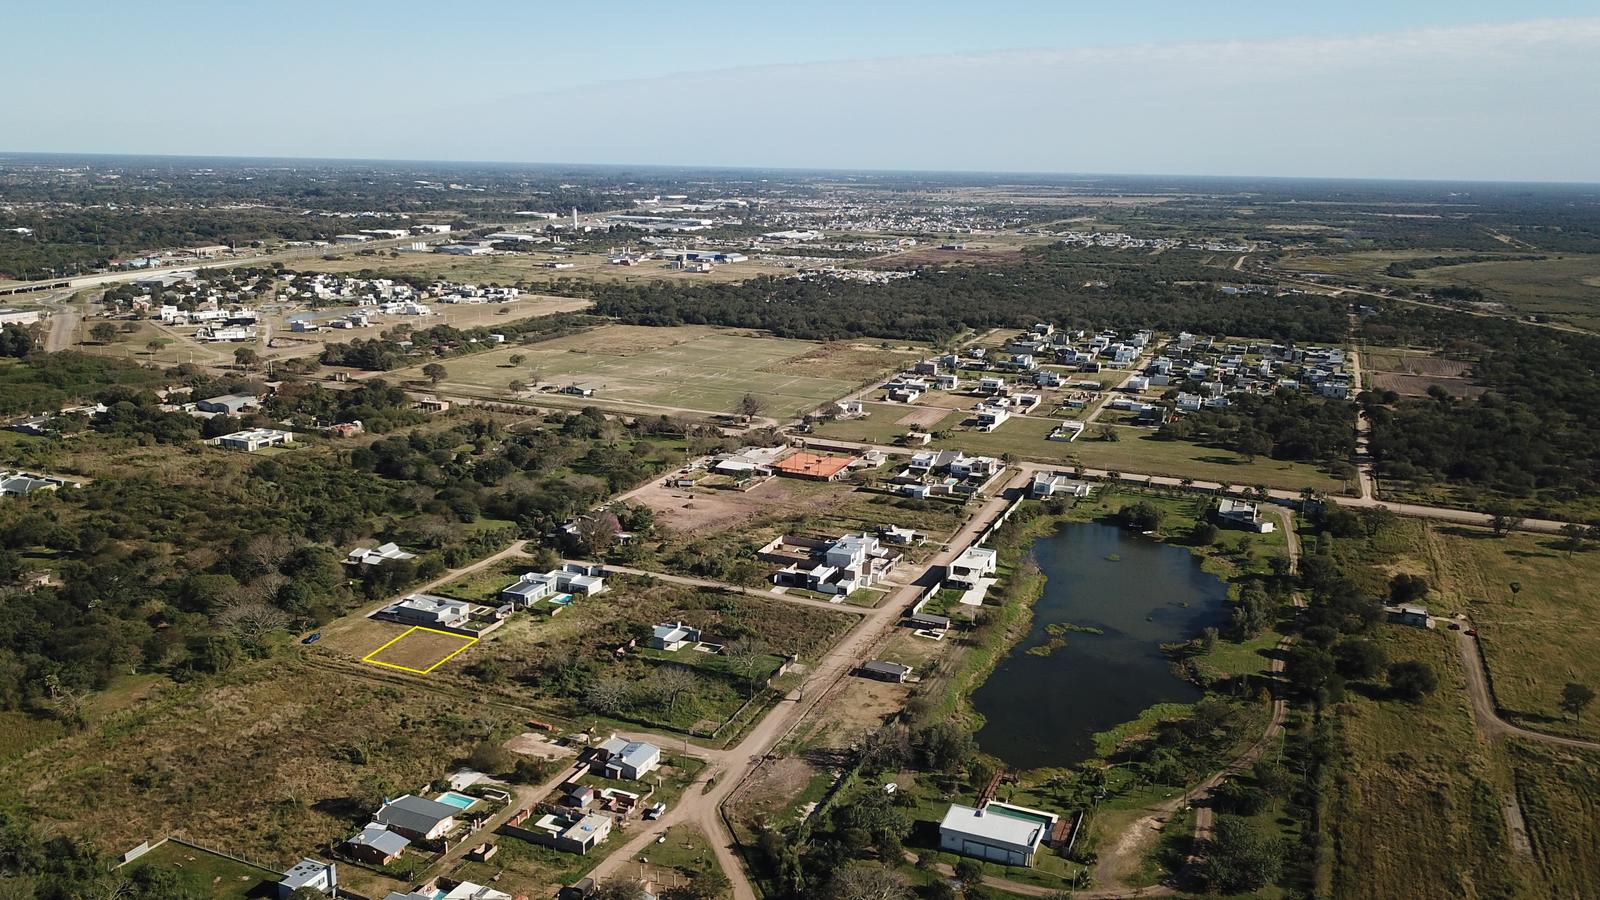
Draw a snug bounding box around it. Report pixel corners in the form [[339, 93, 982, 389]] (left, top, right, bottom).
[[970, 520, 1229, 770]]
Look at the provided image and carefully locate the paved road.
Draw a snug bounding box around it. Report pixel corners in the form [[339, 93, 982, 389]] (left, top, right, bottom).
[[584, 471, 1030, 900], [801, 436, 1581, 536]]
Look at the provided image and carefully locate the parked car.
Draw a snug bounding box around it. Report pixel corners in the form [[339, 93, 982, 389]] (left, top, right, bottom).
[[1465, 628, 1478, 636], [301, 632, 322, 645]]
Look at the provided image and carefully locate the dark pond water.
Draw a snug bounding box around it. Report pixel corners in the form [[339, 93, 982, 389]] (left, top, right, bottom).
[[970, 521, 1229, 770]]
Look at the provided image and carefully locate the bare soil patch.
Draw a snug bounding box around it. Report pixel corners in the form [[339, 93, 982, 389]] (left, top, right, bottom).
[[506, 732, 577, 761], [896, 406, 950, 428], [1370, 372, 1487, 399]]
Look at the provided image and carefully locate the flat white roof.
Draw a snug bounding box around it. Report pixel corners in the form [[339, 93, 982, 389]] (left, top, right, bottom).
[[939, 802, 1049, 850]]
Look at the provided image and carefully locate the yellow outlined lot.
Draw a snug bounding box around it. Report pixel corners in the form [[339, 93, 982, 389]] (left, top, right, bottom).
[[362, 626, 478, 674]]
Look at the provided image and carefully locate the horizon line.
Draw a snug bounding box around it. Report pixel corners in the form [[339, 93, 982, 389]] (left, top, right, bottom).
[[2, 149, 1597, 189]]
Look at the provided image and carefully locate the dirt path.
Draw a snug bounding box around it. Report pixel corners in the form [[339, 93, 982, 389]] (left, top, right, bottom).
[[1455, 628, 1600, 752], [1346, 346, 1378, 501]]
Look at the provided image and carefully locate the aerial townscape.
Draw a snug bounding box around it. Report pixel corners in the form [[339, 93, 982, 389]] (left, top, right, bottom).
[[1, 4, 1599, 900]]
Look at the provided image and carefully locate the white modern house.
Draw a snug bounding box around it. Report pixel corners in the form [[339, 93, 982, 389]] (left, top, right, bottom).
[[382, 594, 471, 629], [939, 801, 1059, 867], [946, 546, 998, 589], [345, 542, 417, 567], [596, 735, 662, 780], [218, 428, 294, 452], [1217, 498, 1276, 533], [650, 621, 702, 652]]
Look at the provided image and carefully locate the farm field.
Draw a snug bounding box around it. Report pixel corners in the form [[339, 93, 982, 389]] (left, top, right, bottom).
[[1278, 251, 1600, 329], [390, 325, 915, 418]]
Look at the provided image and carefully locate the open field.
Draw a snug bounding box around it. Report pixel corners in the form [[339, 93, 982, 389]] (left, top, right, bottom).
[[1326, 626, 1534, 899], [5, 660, 506, 868], [363, 626, 478, 674], [391, 325, 915, 418], [1415, 524, 1600, 739], [1278, 251, 1600, 329]]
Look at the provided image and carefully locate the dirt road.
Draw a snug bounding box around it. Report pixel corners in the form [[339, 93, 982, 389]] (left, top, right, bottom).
[[1455, 628, 1600, 752]]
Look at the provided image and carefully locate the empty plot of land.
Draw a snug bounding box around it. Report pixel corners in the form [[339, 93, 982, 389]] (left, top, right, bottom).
[[1367, 351, 1483, 398], [363, 626, 478, 674], [398, 325, 909, 417], [896, 406, 951, 427]]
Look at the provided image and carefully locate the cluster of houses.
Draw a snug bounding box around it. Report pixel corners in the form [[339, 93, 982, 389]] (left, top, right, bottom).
[[1143, 333, 1356, 404], [762, 531, 903, 598], [499, 734, 665, 859], [892, 449, 1004, 500]]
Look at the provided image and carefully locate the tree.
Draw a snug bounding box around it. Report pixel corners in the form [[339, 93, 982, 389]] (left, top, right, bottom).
[[1116, 501, 1164, 532], [726, 635, 769, 698], [1387, 660, 1439, 702], [422, 362, 448, 386], [649, 666, 701, 718], [1190, 520, 1220, 546], [1560, 682, 1596, 722], [1097, 425, 1120, 442], [584, 674, 631, 714], [89, 322, 119, 343], [574, 511, 623, 557], [508, 353, 526, 366], [213, 601, 290, 648], [1204, 816, 1283, 892], [826, 863, 913, 900], [145, 338, 169, 355], [1333, 638, 1387, 680], [737, 392, 768, 420], [509, 379, 528, 393], [1388, 573, 1429, 604], [234, 346, 259, 370], [590, 876, 654, 900], [467, 739, 515, 774], [1486, 503, 1524, 536], [953, 860, 985, 893], [1560, 523, 1588, 557]]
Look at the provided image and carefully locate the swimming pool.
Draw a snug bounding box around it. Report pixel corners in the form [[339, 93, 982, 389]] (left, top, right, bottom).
[[549, 593, 574, 606], [434, 791, 479, 810]]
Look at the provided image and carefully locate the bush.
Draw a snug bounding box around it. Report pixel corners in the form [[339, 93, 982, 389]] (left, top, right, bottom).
[[1387, 660, 1439, 702]]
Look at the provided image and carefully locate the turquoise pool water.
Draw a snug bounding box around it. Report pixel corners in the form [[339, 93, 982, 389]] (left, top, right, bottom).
[[550, 593, 574, 606], [435, 791, 479, 810]]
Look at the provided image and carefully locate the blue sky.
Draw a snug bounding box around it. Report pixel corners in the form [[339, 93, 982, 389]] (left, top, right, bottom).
[[4, 1, 1598, 181]]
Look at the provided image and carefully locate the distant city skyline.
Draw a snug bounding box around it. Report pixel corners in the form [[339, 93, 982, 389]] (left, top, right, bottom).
[[4, 2, 1599, 183]]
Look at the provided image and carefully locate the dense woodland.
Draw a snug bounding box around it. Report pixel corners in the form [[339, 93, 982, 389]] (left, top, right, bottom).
[[1159, 391, 1356, 468], [586, 249, 1347, 344], [1359, 307, 1600, 515]]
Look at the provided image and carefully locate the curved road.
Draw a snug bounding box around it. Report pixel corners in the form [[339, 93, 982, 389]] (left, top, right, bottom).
[[1455, 627, 1600, 752]]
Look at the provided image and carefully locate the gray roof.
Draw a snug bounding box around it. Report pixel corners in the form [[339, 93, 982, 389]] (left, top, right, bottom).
[[349, 824, 410, 856], [375, 794, 458, 834], [863, 660, 911, 676]]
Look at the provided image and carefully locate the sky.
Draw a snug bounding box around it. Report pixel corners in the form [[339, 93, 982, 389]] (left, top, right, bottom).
[[4, 1, 1599, 182]]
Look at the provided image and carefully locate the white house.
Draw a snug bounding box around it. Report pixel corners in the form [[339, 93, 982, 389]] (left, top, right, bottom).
[[946, 546, 998, 589], [1030, 472, 1092, 500], [939, 801, 1059, 867], [1216, 499, 1275, 533], [650, 621, 702, 652], [975, 405, 1010, 432], [596, 735, 662, 780], [218, 428, 294, 452], [346, 542, 416, 567], [277, 859, 337, 899], [374, 794, 458, 841], [383, 594, 471, 629]]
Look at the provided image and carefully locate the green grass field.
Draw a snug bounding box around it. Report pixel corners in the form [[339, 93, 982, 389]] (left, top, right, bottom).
[[394, 325, 912, 418], [120, 839, 284, 899], [1418, 524, 1600, 739]]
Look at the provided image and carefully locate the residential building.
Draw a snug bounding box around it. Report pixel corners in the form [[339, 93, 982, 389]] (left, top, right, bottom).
[[218, 428, 294, 452], [859, 660, 912, 682], [595, 735, 662, 780], [382, 594, 471, 629], [1030, 473, 1092, 500], [650, 621, 702, 652], [374, 794, 459, 841], [346, 542, 417, 567], [939, 801, 1059, 867], [1216, 499, 1276, 533], [947, 546, 998, 589], [344, 825, 411, 865], [277, 859, 337, 898]]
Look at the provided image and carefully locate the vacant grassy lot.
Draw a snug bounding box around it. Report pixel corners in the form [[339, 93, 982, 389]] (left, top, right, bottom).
[[364, 626, 478, 674], [121, 840, 284, 899], [1327, 626, 1533, 899], [6, 659, 507, 867], [1419, 524, 1600, 739], [392, 325, 913, 418]]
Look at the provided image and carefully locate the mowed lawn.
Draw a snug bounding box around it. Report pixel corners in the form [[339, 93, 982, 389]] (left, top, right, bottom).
[[1423, 524, 1600, 739], [401, 325, 908, 417]]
